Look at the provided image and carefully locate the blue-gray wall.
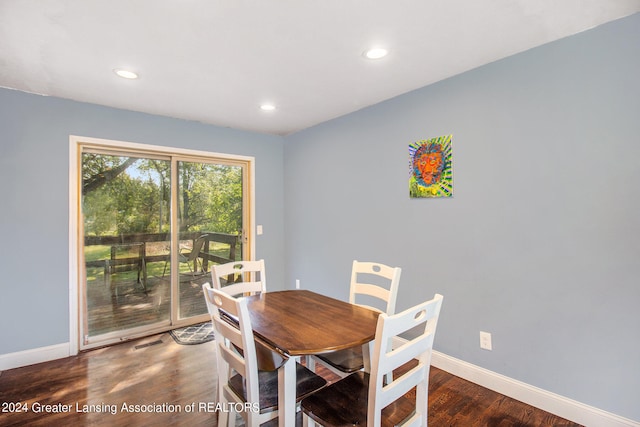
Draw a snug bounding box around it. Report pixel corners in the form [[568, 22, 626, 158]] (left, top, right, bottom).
[[0, 89, 286, 353], [283, 13, 640, 421]]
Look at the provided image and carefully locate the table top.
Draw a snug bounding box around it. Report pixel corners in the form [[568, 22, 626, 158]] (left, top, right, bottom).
[[245, 290, 380, 357]]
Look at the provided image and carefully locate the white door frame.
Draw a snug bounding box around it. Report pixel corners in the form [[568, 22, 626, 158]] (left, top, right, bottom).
[[68, 135, 255, 355]]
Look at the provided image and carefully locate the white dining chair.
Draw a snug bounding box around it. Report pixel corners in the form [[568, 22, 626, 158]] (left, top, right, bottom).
[[311, 260, 401, 377], [210, 259, 266, 298], [203, 286, 326, 426], [205, 266, 285, 373], [301, 293, 444, 427], [209, 259, 271, 367]]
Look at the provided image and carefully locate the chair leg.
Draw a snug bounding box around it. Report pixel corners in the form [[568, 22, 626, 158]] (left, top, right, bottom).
[[104, 260, 110, 285], [162, 260, 169, 277], [185, 261, 194, 278], [303, 412, 315, 427], [306, 356, 316, 371], [217, 407, 229, 427]]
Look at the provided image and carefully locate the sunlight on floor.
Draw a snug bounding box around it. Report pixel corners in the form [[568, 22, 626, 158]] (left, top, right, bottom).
[[109, 363, 165, 393]]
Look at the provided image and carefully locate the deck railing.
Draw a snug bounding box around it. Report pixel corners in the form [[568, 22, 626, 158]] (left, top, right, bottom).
[[84, 231, 239, 276]]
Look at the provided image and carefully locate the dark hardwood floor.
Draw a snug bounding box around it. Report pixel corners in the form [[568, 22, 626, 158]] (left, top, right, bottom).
[[0, 334, 581, 426]]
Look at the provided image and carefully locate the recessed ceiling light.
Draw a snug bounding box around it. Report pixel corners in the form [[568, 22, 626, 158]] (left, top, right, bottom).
[[260, 104, 276, 111], [113, 69, 139, 79], [363, 47, 389, 60]]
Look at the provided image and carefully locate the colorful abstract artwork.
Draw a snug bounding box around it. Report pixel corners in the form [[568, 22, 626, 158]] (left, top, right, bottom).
[[409, 134, 453, 198]]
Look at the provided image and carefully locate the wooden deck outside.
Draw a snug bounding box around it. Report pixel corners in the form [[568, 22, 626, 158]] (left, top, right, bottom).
[[84, 232, 238, 338], [86, 270, 211, 337]]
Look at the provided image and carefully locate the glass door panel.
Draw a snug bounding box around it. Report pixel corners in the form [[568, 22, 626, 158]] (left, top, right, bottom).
[[175, 160, 244, 319], [82, 153, 171, 340]]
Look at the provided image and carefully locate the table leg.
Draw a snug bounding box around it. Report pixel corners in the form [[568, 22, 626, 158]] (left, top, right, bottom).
[[278, 356, 297, 427], [362, 341, 373, 372]]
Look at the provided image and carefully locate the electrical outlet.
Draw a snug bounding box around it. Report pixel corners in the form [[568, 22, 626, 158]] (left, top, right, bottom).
[[295, 279, 300, 289], [480, 331, 492, 351]]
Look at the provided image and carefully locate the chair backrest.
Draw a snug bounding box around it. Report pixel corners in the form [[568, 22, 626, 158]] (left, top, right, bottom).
[[368, 293, 443, 427], [202, 282, 219, 321], [186, 234, 208, 262], [202, 284, 261, 421], [207, 261, 285, 372], [211, 259, 266, 298], [349, 260, 401, 315]]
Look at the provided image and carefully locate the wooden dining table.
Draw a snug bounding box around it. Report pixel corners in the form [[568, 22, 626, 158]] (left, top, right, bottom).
[[244, 289, 380, 427]]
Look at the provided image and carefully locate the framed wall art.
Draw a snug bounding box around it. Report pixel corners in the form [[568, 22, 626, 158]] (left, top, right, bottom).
[[409, 134, 453, 198]]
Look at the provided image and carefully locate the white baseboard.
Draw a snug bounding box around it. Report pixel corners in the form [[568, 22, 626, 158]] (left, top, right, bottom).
[[0, 343, 70, 371], [431, 350, 639, 427]]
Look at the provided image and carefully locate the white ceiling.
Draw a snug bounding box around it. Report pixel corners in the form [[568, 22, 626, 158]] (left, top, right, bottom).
[[1, 1, 639, 136]]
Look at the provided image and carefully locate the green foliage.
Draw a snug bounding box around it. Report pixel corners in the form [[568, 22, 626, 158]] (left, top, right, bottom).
[[178, 161, 243, 234], [82, 154, 242, 237]]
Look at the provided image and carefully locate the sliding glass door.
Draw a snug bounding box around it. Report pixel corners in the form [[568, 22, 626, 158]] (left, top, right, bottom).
[[78, 144, 250, 349], [174, 159, 245, 319]]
